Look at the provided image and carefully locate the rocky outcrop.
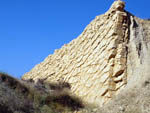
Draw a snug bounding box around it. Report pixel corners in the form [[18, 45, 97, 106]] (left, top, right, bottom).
[[89, 15, 150, 113], [23, 0, 129, 106], [1, 0, 150, 113]]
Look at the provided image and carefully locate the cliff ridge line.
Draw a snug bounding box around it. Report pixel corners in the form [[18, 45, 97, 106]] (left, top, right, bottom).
[[22, 0, 129, 106]]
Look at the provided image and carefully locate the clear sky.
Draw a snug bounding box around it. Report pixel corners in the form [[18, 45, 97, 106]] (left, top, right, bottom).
[[0, 0, 150, 78]]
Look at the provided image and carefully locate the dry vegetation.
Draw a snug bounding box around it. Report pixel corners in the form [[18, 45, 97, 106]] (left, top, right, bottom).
[[0, 72, 85, 113]]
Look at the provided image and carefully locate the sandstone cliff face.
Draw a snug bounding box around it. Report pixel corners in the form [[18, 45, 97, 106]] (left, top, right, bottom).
[[93, 14, 150, 113], [23, 1, 129, 106], [1, 0, 150, 113]]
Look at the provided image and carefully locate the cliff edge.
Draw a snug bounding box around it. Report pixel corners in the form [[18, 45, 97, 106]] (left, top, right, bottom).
[[1, 0, 150, 113], [23, 0, 129, 106]]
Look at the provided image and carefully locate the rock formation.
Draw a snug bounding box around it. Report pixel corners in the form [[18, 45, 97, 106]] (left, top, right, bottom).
[[1, 0, 150, 113], [23, 0, 129, 106]]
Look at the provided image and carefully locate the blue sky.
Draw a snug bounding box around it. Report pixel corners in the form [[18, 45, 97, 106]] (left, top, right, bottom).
[[0, 0, 150, 78]]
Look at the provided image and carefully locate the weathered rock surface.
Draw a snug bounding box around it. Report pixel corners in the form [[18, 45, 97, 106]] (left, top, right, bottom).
[[89, 15, 150, 113], [23, 0, 129, 106], [1, 0, 150, 113]]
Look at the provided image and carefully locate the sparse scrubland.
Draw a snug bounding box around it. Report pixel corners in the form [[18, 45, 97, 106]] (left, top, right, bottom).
[[0, 72, 85, 113]]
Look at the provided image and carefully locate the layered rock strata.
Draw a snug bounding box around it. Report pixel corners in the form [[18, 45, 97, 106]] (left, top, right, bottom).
[[0, 0, 150, 113], [92, 15, 150, 113], [23, 0, 130, 106]]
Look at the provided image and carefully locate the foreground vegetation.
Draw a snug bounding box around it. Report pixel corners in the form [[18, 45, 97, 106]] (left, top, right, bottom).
[[0, 72, 85, 113]]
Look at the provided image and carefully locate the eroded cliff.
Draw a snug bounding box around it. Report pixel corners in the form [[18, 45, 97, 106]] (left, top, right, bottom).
[[23, 1, 129, 106], [1, 0, 150, 113]]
